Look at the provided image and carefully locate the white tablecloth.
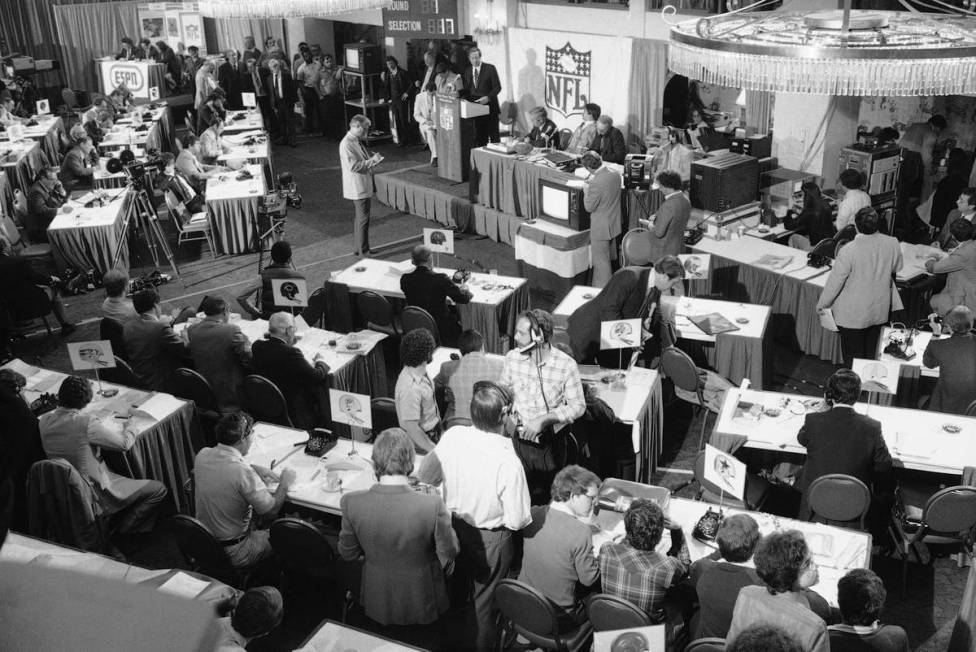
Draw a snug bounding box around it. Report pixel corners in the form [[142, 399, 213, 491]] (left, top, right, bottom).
[[205, 164, 266, 254], [223, 110, 265, 134], [47, 188, 131, 273], [514, 219, 591, 279]]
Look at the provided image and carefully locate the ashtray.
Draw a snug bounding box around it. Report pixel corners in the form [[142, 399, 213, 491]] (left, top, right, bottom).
[[788, 400, 806, 415], [249, 189, 259, 194], [735, 317, 750, 324], [62, 205, 73, 214], [600, 372, 625, 384], [353, 266, 366, 272], [327, 339, 337, 347], [525, 218, 537, 225], [582, 293, 595, 300], [943, 423, 961, 434], [482, 283, 496, 291], [345, 342, 361, 351], [763, 407, 781, 418], [757, 226, 770, 233]]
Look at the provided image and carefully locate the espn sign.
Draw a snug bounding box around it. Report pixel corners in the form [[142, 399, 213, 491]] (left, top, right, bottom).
[[109, 63, 146, 93]]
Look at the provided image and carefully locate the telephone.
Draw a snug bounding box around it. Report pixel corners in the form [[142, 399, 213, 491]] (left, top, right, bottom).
[[304, 428, 337, 457], [684, 226, 705, 246], [807, 251, 832, 269]]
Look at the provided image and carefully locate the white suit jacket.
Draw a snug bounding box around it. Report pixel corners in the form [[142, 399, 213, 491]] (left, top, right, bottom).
[[339, 132, 375, 200]]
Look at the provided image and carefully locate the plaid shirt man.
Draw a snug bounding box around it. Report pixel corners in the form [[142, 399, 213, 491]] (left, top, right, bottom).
[[433, 351, 504, 420], [599, 539, 691, 616], [499, 346, 585, 432]]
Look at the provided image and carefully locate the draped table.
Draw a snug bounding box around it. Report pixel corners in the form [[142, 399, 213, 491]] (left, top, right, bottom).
[[217, 136, 274, 187], [593, 494, 871, 607], [205, 164, 265, 255], [429, 347, 664, 479], [0, 138, 49, 203], [689, 234, 844, 364], [96, 60, 169, 100], [332, 258, 530, 355], [552, 287, 771, 388], [223, 109, 266, 135], [97, 105, 171, 157], [47, 187, 132, 273], [710, 387, 976, 476], [872, 326, 939, 407], [2, 359, 201, 514], [8, 114, 66, 163]]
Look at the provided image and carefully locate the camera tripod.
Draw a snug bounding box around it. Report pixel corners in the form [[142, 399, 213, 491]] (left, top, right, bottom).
[[253, 192, 288, 274], [111, 186, 182, 284]]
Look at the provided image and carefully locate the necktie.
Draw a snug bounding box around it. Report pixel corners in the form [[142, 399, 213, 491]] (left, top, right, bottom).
[[473, 67, 479, 88]]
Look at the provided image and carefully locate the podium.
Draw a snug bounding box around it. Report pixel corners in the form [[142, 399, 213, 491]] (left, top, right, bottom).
[[435, 93, 490, 182]]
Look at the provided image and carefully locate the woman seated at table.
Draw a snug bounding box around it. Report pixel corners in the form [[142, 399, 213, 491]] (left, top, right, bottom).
[[785, 182, 837, 252], [523, 106, 558, 148], [60, 133, 99, 194], [338, 428, 459, 627], [198, 117, 232, 166], [38, 375, 169, 537], [727, 530, 834, 652]]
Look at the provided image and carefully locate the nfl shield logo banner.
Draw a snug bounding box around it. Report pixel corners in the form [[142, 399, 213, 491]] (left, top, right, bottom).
[[545, 42, 591, 119]]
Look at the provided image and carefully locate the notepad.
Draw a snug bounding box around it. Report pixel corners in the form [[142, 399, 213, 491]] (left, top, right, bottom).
[[158, 572, 210, 599], [132, 392, 183, 421], [688, 312, 739, 336]]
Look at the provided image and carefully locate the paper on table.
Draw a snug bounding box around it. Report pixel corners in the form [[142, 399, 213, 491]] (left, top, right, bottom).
[[132, 392, 184, 421], [30, 371, 63, 393], [3, 358, 40, 378], [157, 571, 211, 599], [819, 308, 838, 332]]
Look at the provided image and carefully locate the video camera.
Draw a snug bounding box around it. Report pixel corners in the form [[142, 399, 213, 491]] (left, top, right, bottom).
[[123, 149, 163, 190], [623, 154, 654, 190]]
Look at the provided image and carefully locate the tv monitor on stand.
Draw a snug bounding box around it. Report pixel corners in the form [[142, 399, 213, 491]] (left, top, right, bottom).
[[538, 179, 590, 232], [342, 43, 381, 74]]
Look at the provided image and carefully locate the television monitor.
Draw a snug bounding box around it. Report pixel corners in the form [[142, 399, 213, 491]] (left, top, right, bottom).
[[538, 179, 590, 232], [342, 43, 381, 74]]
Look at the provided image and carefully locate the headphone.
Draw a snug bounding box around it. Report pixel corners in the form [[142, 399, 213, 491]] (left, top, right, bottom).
[[526, 309, 545, 345]]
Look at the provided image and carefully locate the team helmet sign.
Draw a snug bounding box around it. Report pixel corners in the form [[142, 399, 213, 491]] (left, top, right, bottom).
[[545, 42, 591, 119]]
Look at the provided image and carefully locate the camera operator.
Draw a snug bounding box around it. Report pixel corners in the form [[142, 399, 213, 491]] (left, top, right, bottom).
[[153, 152, 205, 214]]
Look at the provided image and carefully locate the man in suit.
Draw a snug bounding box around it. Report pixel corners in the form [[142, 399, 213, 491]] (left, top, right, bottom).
[[217, 49, 246, 109], [818, 207, 903, 368], [936, 187, 976, 250], [242, 59, 273, 132], [186, 296, 252, 413], [237, 241, 306, 320], [581, 152, 623, 288], [0, 369, 44, 532], [340, 114, 383, 256], [433, 329, 504, 420], [26, 166, 66, 243], [59, 135, 98, 194], [0, 237, 75, 336], [591, 115, 627, 164], [266, 59, 297, 147], [797, 369, 892, 519], [400, 245, 473, 346], [923, 306, 976, 415], [928, 219, 976, 316], [567, 255, 685, 367], [461, 47, 502, 146], [115, 37, 145, 61], [566, 103, 600, 154], [250, 312, 331, 430], [380, 56, 414, 147], [643, 170, 690, 264], [122, 289, 188, 391]]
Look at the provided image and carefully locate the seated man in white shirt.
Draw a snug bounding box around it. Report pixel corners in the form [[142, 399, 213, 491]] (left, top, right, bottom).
[[417, 381, 532, 650], [835, 168, 872, 235], [194, 412, 296, 568], [175, 134, 222, 194]]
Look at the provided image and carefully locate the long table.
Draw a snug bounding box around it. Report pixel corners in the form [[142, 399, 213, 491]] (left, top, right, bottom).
[[3, 114, 65, 163], [430, 346, 665, 479], [710, 388, 975, 476], [332, 258, 530, 355], [2, 359, 201, 514], [689, 234, 844, 364], [552, 286, 771, 389], [47, 187, 132, 273], [0, 138, 49, 207], [594, 494, 871, 608], [223, 109, 266, 135], [205, 164, 266, 255]]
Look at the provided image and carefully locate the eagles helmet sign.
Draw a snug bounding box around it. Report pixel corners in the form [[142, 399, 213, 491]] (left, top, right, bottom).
[[545, 42, 592, 119]]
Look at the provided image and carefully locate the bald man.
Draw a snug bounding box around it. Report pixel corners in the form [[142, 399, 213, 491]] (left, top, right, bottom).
[[250, 312, 331, 429]]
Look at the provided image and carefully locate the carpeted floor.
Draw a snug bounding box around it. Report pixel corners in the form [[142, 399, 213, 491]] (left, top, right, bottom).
[[8, 118, 966, 651]]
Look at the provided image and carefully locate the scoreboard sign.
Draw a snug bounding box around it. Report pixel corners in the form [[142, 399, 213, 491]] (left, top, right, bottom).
[[383, 0, 459, 38]]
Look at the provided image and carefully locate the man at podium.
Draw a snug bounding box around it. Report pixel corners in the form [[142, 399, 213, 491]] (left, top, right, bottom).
[[461, 47, 501, 146]]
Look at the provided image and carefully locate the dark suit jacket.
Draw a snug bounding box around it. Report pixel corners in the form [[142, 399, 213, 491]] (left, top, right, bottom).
[[122, 313, 188, 391], [186, 317, 252, 412], [583, 167, 623, 241], [400, 266, 472, 342], [265, 70, 297, 105], [115, 46, 146, 61], [648, 192, 691, 263], [923, 333, 976, 415], [462, 63, 501, 115], [242, 65, 270, 98], [592, 126, 627, 164], [59, 147, 96, 194], [27, 180, 64, 243], [381, 67, 414, 106], [217, 61, 245, 106], [796, 405, 892, 494], [0, 254, 55, 316], [567, 265, 652, 363], [0, 388, 43, 531], [338, 484, 458, 625], [250, 336, 329, 430]]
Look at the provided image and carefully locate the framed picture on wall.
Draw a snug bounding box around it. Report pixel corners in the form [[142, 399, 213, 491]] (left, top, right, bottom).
[[142, 17, 164, 39], [167, 17, 180, 40], [180, 12, 204, 49]]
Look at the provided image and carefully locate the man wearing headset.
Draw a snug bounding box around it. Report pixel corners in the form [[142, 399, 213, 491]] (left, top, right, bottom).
[[500, 309, 586, 499], [417, 382, 532, 651]]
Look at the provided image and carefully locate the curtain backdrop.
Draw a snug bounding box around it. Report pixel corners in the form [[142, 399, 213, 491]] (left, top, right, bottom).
[[52, 1, 140, 92], [1, 0, 106, 63], [746, 90, 773, 134], [507, 28, 633, 142], [628, 39, 669, 151], [212, 18, 285, 55]]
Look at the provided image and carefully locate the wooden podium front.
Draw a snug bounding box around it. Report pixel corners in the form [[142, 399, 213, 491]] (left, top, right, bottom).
[[435, 93, 489, 182]]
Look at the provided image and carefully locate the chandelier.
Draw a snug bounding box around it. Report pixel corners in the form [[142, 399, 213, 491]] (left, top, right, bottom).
[[667, 1, 976, 96], [199, 0, 393, 19]]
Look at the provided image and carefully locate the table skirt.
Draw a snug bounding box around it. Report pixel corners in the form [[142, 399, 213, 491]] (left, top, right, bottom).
[[707, 332, 768, 389], [374, 170, 473, 231], [458, 283, 530, 354], [208, 194, 260, 254], [48, 192, 133, 273], [636, 379, 664, 481], [103, 401, 201, 514], [3, 142, 49, 198], [37, 118, 66, 163], [470, 148, 577, 219]]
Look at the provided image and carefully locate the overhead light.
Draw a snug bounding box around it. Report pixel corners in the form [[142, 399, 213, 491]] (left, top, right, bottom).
[[666, 1, 976, 96], [199, 0, 393, 19]]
